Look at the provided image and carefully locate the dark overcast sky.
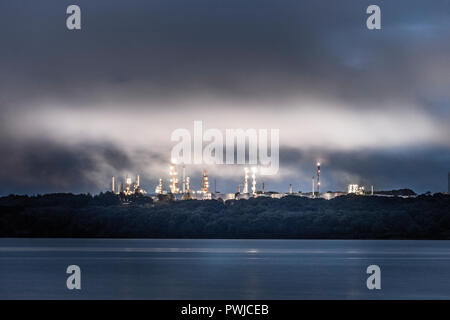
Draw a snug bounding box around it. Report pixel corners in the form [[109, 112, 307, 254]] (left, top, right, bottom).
[[0, 0, 449, 195]]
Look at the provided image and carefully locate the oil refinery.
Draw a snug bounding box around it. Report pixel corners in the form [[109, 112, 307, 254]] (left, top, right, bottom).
[[111, 174, 147, 196], [109, 160, 402, 202]]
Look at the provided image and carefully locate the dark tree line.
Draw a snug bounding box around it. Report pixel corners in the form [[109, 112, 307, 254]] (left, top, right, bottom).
[[0, 192, 449, 239]]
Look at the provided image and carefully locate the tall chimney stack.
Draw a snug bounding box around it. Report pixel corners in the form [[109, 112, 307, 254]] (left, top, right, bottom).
[[182, 165, 186, 194], [317, 161, 321, 196], [251, 167, 257, 195], [243, 168, 249, 194], [112, 176, 115, 193]]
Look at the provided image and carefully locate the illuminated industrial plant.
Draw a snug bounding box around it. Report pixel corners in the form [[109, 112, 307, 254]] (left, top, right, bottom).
[[251, 167, 257, 195], [347, 184, 365, 195], [108, 159, 391, 202], [317, 161, 321, 196], [186, 176, 191, 193], [169, 162, 179, 194], [243, 168, 249, 194], [202, 169, 209, 193], [153, 162, 213, 200], [111, 174, 146, 196], [155, 178, 163, 194], [308, 161, 321, 198], [182, 165, 186, 194]]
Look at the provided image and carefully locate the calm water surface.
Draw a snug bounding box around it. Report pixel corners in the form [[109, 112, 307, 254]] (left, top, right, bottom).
[[1, 239, 450, 299]]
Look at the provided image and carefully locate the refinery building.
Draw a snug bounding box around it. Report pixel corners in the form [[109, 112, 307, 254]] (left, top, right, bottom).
[[110, 161, 410, 202]]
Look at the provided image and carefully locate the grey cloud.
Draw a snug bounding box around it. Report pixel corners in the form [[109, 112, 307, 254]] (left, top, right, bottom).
[[0, 137, 163, 195], [0, 0, 449, 194], [279, 146, 450, 194], [1, 0, 450, 108], [0, 135, 447, 195]]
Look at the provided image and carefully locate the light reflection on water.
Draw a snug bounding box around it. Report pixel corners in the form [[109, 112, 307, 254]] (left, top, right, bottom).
[[0, 239, 450, 299]]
